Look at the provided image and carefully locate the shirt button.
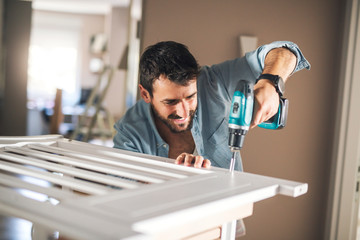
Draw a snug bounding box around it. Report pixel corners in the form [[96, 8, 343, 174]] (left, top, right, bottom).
[[163, 144, 167, 148]]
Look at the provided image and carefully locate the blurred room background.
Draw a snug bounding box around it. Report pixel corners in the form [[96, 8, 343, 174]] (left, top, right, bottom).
[[0, 0, 359, 240]]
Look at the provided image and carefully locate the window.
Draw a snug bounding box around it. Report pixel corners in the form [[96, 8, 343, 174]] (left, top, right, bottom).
[[27, 12, 81, 110]]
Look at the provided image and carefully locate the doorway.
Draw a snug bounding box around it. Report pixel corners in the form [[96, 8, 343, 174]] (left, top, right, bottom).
[[325, 0, 360, 239], [27, 10, 83, 136], [26, 0, 134, 142]]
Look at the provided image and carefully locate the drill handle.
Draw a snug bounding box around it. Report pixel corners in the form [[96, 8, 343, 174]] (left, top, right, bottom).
[[258, 97, 289, 129]]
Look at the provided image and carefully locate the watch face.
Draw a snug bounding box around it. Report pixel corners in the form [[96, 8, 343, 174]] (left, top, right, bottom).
[[257, 74, 285, 96], [277, 76, 285, 95]]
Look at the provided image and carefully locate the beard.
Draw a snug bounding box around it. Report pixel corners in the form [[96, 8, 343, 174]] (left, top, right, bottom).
[[151, 103, 196, 133]]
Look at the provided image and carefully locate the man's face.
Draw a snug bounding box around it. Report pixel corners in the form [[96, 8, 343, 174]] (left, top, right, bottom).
[[146, 75, 198, 133]]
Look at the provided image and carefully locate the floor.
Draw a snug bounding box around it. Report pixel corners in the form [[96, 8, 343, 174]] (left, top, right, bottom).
[[0, 215, 32, 240], [0, 176, 56, 240]]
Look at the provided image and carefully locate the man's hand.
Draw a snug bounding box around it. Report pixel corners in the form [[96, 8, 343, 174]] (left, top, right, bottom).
[[175, 153, 211, 168], [251, 79, 280, 128], [251, 47, 296, 128]]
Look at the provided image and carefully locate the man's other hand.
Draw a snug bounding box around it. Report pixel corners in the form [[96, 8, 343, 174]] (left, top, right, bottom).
[[251, 79, 280, 128], [175, 153, 211, 168]]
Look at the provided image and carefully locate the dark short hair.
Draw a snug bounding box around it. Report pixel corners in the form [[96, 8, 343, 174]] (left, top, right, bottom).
[[139, 41, 200, 97]]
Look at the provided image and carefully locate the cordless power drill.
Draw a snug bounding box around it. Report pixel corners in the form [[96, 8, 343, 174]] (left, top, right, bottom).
[[228, 79, 289, 171]]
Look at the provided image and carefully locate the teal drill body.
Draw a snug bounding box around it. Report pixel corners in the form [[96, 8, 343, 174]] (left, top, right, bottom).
[[228, 80, 254, 152], [228, 79, 288, 171]]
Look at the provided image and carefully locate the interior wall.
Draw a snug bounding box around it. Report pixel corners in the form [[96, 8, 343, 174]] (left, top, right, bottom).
[[77, 12, 105, 90], [104, 6, 129, 119], [141, 0, 344, 239], [0, 0, 32, 136]]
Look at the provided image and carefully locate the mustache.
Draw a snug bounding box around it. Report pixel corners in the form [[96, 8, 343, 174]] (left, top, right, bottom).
[[168, 114, 182, 119], [168, 110, 195, 119]]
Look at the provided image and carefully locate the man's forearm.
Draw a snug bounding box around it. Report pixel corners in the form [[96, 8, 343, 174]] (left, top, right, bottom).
[[262, 47, 297, 82], [251, 47, 297, 127]]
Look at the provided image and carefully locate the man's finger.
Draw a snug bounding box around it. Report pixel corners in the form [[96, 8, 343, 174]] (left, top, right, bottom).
[[251, 106, 263, 128], [175, 153, 186, 164], [175, 153, 211, 169], [184, 154, 194, 166], [202, 159, 211, 168], [252, 100, 278, 128], [194, 156, 204, 168]]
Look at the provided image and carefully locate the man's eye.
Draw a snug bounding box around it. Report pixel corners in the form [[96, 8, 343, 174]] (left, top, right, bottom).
[[186, 93, 197, 99], [165, 100, 178, 105]]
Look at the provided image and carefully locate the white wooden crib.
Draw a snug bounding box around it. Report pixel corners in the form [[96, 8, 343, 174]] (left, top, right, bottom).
[[0, 135, 307, 240]]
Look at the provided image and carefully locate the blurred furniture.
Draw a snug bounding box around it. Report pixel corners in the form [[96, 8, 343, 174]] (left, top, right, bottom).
[[71, 65, 115, 142], [49, 89, 63, 134], [0, 135, 307, 240]]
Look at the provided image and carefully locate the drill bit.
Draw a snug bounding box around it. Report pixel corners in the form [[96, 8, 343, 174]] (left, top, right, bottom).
[[229, 151, 240, 172]]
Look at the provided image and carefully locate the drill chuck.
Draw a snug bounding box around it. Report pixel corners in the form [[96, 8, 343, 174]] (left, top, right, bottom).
[[228, 127, 248, 151]]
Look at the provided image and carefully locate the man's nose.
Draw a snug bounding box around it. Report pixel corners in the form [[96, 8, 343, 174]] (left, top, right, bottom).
[[176, 101, 189, 118]]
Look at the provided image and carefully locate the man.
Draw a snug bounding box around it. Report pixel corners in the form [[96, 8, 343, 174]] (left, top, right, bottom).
[[113, 41, 310, 170]]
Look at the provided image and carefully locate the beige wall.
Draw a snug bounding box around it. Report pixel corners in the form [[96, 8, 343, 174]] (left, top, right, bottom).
[[104, 7, 129, 119], [142, 0, 344, 239], [78, 13, 106, 89]]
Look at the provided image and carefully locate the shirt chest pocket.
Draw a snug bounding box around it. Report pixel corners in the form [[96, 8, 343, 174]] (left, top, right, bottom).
[[207, 117, 228, 145]]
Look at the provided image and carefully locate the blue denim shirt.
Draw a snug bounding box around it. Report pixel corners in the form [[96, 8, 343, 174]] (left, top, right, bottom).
[[113, 41, 310, 170]]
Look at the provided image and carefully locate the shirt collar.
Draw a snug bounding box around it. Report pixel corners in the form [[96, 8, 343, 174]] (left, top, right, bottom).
[[144, 101, 167, 147]]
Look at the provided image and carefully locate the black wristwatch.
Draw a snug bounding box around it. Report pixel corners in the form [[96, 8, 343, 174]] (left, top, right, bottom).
[[256, 74, 285, 96]]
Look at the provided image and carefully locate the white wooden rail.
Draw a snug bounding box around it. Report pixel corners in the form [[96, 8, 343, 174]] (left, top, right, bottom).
[[0, 135, 308, 240]]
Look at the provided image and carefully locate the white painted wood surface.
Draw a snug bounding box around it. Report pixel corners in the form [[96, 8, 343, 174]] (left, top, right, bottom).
[[0, 135, 308, 240]]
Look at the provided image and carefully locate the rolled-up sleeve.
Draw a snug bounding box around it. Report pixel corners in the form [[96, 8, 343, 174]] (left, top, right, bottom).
[[245, 41, 311, 78]]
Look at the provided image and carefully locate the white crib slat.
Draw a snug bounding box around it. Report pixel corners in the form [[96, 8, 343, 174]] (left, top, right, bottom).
[[0, 151, 141, 189], [0, 134, 63, 144], [0, 160, 110, 195], [28, 144, 191, 179], [57, 140, 209, 175], [0, 173, 79, 200], [6, 146, 166, 184]]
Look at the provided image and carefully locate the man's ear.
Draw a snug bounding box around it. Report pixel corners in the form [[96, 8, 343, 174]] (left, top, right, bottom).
[[139, 84, 151, 103]]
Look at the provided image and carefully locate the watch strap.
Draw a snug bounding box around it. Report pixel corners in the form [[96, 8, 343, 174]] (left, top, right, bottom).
[[256, 73, 284, 96], [256, 73, 279, 84]]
